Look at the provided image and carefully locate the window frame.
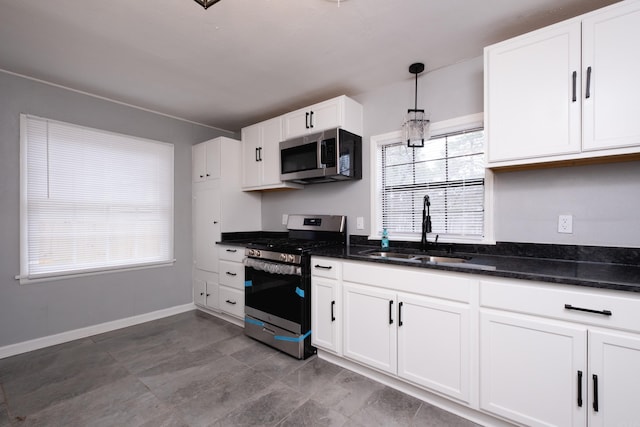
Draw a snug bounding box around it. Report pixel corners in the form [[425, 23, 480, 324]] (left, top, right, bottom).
[[19, 114, 176, 284], [369, 113, 495, 244]]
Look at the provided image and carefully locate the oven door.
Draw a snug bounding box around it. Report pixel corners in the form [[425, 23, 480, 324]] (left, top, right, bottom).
[[244, 259, 304, 334]]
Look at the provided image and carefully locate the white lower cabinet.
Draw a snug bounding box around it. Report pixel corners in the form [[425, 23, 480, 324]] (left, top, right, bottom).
[[343, 282, 398, 374], [342, 283, 471, 402], [193, 275, 218, 311], [479, 311, 587, 427], [480, 279, 640, 427], [311, 257, 640, 427], [314, 257, 473, 404], [311, 277, 342, 355], [397, 293, 470, 402], [587, 330, 640, 427], [216, 244, 246, 321]]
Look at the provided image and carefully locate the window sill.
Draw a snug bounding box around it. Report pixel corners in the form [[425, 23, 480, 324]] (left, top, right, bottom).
[[17, 259, 176, 285]]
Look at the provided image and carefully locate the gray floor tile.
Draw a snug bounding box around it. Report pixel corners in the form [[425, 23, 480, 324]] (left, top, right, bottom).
[[169, 368, 275, 427], [413, 402, 482, 427], [18, 375, 180, 427], [213, 382, 308, 427], [280, 357, 344, 398], [277, 399, 348, 427], [0, 310, 483, 427], [252, 350, 313, 381], [349, 386, 422, 427], [310, 368, 384, 418]]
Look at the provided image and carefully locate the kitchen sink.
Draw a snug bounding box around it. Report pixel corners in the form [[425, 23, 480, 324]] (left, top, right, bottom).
[[356, 249, 468, 264]]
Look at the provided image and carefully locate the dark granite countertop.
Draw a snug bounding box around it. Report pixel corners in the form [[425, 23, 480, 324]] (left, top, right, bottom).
[[219, 233, 640, 293], [311, 244, 640, 293]]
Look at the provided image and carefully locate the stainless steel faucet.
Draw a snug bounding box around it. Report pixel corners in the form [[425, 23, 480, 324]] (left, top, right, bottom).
[[421, 195, 438, 251]]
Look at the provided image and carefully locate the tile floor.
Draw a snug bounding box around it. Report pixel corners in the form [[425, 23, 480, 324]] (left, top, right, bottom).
[[0, 310, 480, 426]]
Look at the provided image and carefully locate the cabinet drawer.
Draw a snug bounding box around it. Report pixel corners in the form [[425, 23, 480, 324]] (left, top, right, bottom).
[[219, 286, 244, 318], [219, 261, 244, 289], [311, 257, 341, 280], [480, 279, 640, 333], [343, 260, 472, 303], [218, 245, 245, 263]]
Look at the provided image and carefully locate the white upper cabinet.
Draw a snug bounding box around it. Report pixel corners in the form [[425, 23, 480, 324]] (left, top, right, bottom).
[[241, 116, 302, 191], [485, 22, 582, 163], [192, 138, 221, 182], [485, 0, 640, 168], [282, 95, 363, 140], [582, 2, 640, 151]]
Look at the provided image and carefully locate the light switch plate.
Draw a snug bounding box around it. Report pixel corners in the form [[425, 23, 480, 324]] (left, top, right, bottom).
[[282, 214, 289, 225], [356, 216, 364, 230]]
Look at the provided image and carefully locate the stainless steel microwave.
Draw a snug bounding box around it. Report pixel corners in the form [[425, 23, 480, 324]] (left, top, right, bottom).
[[279, 128, 362, 184]]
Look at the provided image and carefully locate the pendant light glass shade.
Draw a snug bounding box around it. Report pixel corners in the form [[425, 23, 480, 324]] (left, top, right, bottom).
[[403, 109, 430, 148], [402, 63, 430, 148]]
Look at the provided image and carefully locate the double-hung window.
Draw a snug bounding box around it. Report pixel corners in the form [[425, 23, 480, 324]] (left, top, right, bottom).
[[20, 114, 174, 282], [372, 113, 492, 243]]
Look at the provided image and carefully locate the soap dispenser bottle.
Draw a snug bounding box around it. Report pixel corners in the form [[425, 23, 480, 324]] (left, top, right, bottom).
[[381, 228, 390, 249]]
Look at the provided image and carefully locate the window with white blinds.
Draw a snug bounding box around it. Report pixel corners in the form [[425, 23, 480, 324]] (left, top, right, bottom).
[[373, 118, 486, 241], [20, 114, 174, 281]]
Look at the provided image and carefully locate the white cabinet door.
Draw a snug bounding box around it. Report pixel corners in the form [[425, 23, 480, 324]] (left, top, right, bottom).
[[311, 277, 341, 355], [397, 293, 471, 403], [241, 123, 262, 188], [480, 311, 587, 427], [192, 143, 207, 182], [193, 140, 220, 182], [193, 184, 221, 273], [485, 22, 582, 163], [204, 138, 221, 180], [259, 116, 283, 187], [194, 278, 207, 306], [283, 97, 343, 140], [582, 2, 640, 151], [589, 330, 640, 427], [343, 282, 397, 375]]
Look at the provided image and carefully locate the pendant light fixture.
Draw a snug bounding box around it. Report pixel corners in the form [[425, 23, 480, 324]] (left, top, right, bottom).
[[194, 0, 222, 10], [402, 62, 430, 148]]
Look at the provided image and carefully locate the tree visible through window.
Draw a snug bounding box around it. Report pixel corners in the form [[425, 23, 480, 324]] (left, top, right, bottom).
[[376, 128, 485, 240]]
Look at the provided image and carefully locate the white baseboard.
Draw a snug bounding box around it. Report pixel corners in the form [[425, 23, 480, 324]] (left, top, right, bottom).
[[0, 303, 197, 360]]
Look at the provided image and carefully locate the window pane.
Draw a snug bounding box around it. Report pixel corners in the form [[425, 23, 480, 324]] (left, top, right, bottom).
[[377, 127, 485, 240], [22, 115, 174, 278]]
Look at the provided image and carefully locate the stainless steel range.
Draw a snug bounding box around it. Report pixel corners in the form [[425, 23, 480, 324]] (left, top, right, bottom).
[[243, 214, 346, 359]]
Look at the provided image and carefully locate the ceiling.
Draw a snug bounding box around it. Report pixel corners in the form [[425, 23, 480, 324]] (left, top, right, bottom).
[[0, 0, 620, 132]]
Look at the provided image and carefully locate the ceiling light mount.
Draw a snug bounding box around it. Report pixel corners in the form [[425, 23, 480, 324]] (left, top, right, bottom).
[[194, 0, 222, 10], [403, 62, 430, 148]]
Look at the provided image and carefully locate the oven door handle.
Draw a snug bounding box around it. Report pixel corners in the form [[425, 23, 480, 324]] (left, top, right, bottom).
[[244, 257, 302, 276]]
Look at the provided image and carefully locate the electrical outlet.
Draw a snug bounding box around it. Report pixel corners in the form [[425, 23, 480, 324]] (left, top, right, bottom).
[[282, 214, 289, 225], [356, 216, 365, 230], [558, 214, 573, 234]]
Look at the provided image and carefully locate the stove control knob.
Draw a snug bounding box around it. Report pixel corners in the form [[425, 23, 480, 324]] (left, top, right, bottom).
[[280, 253, 287, 262], [287, 254, 296, 263], [255, 250, 261, 257]]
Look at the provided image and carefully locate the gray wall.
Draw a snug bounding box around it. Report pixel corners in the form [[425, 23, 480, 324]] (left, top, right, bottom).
[[262, 56, 640, 248], [0, 71, 229, 347]]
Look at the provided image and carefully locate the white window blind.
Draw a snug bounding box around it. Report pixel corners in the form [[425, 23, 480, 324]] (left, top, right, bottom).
[[20, 114, 174, 280], [375, 128, 485, 240]]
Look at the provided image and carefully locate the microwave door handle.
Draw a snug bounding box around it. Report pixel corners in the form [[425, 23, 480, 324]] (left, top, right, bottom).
[[318, 140, 327, 168]]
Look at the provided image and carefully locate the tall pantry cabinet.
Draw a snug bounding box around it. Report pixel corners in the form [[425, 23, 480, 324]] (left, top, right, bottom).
[[192, 137, 261, 320]]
